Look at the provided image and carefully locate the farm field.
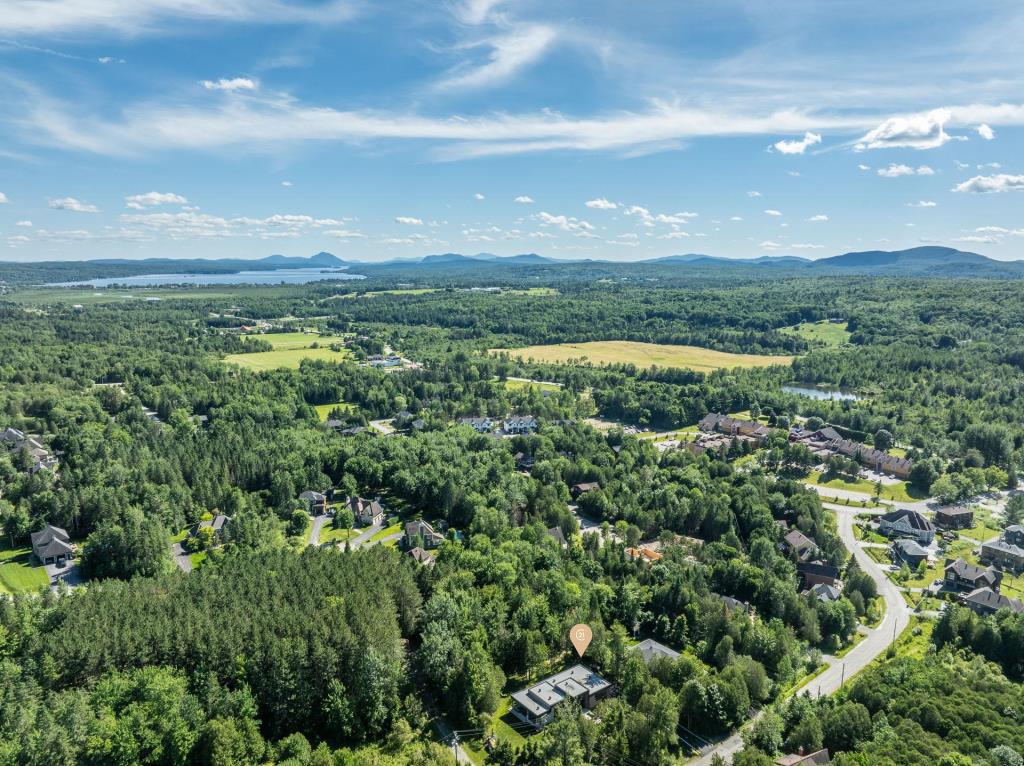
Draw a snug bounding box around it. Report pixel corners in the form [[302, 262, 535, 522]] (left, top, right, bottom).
[[781, 320, 851, 346], [225, 332, 352, 370], [5, 287, 239, 305], [0, 544, 50, 595], [490, 340, 794, 373]]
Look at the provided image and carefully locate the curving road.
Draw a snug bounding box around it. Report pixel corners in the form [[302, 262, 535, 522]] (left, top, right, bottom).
[[691, 505, 911, 764]]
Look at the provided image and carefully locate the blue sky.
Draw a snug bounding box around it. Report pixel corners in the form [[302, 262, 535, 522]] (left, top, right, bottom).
[[1, 0, 1023, 262]]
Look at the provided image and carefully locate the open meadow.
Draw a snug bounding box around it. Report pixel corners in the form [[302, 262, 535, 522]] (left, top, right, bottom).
[[491, 340, 794, 373], [224, 332, 352, 370], [781, 320, 852, 346]]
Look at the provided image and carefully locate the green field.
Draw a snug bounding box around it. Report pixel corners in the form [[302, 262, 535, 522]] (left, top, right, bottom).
[[491, 341, 794, 373], [0, 544, 50, 595], [225, 333, 352, 371], [502, 378, 562, 393], [314, 402, 357, 421], [807, 471, 922, 503], [781, 320, 851, 346], [318, 525, 355, 545], [4, 287, 239, 305]]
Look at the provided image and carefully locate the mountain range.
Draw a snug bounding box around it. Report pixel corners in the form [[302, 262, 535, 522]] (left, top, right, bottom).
[[3, 246, 1023, 285]]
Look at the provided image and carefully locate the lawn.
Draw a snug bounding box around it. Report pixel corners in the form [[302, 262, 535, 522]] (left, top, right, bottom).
[[369, 523, 402, 543], [224, 333, 352, 371], [0, 544, 50, 595], [462, 697, 528, 764], [503, 378, 562, 393], [781, 320, 851, 347], [318, 525, 355, 545], [490, 341, 794, 373], [4, 287, 239, 305], [835, 630, 867, 658], [807, 471, 922, 503], [961, 506, 1003, 542], [314, 402, 356, 422]]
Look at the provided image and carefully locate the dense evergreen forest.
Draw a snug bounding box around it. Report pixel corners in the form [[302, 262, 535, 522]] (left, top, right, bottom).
[[1, 271, 1024, 765]]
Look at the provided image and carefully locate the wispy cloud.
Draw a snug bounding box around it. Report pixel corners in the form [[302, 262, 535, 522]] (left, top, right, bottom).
[[438, 24, 556, 91], [807, 214, 828, 221], [536, 211, 595, 236], [0, 192, 9, 204], [585, 198, 617, 210], [514, 195, 534, 203], [977, 124, 995, 140], [125, 191, 187, 209], [49, 196, 99, 212], [201, 77, 257, 92], [877, 163, 934, 177], [952, 174, 1024, 193], [907, 200, 937, 207], [394, 216, 424, 225], [764, 209, 783, 216]]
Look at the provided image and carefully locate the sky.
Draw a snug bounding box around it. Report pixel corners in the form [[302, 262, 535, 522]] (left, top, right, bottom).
[[1, 0, 1023, 263]]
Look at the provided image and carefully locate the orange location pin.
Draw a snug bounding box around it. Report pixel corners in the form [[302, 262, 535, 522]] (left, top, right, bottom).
[[569, 623, 593, 657]]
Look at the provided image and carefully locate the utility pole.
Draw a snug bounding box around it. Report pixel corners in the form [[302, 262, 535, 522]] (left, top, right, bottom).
[[840, 663, 845, 687]]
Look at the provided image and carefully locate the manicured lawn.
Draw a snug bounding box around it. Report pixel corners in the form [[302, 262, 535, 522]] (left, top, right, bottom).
[[807, 471, 922, 503], [0, 544, 50, 595], [462, 697, 529, 765], [189, 552, 207, 570], [781, 320, 851, 347], [318, 525, 355, 545], [961, 507, 1002, 542], [490, 341, 794, 373], [314, 402, 356, 421], [369, 523, 402, 543]]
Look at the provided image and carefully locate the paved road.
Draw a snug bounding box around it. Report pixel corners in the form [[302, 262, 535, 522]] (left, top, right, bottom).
[[691, 506, 911, 765], [308, 513, 330, 546]]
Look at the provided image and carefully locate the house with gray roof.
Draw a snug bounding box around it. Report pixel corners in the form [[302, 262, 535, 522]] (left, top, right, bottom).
[[980, 536, 1024, 573], [30, 524, 74, 566], [961, 586, 1024, 616], [806, 583, 842, 602], [944, 558, 999, 592], [346, 496, 384, 526], [892, 538, 930, 569], [458, 416, 494, 433], [503, 416, 539, 435], [510, 664, 611, 730], [879, 508, 934, 544], [631, 639, 681, 664]]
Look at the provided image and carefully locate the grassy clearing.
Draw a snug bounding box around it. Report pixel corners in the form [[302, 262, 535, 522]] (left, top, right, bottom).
[[318, 525, 355, 545], [0, 544, 50, 595], [491, 341, 794, 373], [314, 402, 356, 422], [961, 506, 1003, 542], [807, 471, 922, 503], [5, 287, 239, 305], [502, 378, 562, 393], [369, 523, 402, 543], [507, 287, 559, 296], [781, 320, 851, 347], [462, 697, 528, 764], [225, 336, 352, 371], [338, 288, 440, 299]]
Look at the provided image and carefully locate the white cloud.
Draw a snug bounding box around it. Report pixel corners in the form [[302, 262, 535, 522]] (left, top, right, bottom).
[[729, 216, 743, 221], [759, 240, 782, 249], [437, 24, 556, 91], [281, 181, 293, 187], [125, 191, 188, 209], [807, 214, 828, 222], [908, 200, 937, 207], [16, 220, 32, 227], [773, 131, 821, 155], [324, 229, 364, 239], [747, 191, 762, 198], [764, 209, 783, 216], [380, 237, 415, 245], [977, 124, 995, 140], [877, 163, 934, 178], [514, 195, 534, 204], [537, 211, 595, 236], [0, 192, 8, 203], [617, 233, 639, 240], [978, 162, 1002, 170], [0, 0, 357, 36], [585, 198, 617, 210], [97, 56, 125, 64], [855, 108, 962, 151], [49, 196, 99, 213], [975, 226, 1024, 236], [857, 164, 871, 171], [954, 235, 999, 244], [658, 231, 690, 239], [529, 231, 555, 239], [474, 192, 485, 200], [952, 174, 1024, 193], [394, 216, 424, 225], [788, 171, 801, 177], [955, 160, 971, 170], [201, 77, 257, 92], [792, 243, 824, 249]]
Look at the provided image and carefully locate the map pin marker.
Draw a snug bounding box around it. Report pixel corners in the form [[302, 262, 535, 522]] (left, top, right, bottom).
[[569, 623, 593, 657]]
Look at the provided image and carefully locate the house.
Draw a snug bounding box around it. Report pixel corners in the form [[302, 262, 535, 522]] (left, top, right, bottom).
[[961, 586, 1024, 616], [407, 547, 436, 566], [980, 537, 1024, 573], [891, 539, 929, 569], [346, 496, 385, 526], [503, 416, 539, 435], [789, 427, 912, 478], [805, 583, 842, 602], [1004, 525, 1024, 548], [514, 452, 536, 472], [458, 416, 494, 433], [878, 509, 935, 544], [631, 639, 681, 664], [698, 413, 770, 443], [718, 595, 749, 613], [570, 481, 600, 499], [368, 355, 403, 368], [0, 427, 25, 444], [934, 506, 974, 530], [299, 490, 328, 515], [944, 558, 1000, 592], [546, 527, 568, 547], [796, 560, 840, 588], [626, 547, 663, 563], [404, 519, 445, 549], [775, 750, 831, 766], [510, 665, 612, 730], [30, 524, 74, 566], [195, 514, 231, 539], [782, 529, 819, 562]]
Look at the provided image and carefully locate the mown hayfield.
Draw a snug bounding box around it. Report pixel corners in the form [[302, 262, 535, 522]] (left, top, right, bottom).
[[491, 341, 794, 373], [225, 332, 352, 370], [781, 320, 851, 346]]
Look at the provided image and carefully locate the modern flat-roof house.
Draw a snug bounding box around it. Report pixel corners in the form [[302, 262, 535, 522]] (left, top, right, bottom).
[[980, 536, 1024, 573], [944, 558, 1000, 592], [403, 519, 445, 549], [346, 496, 384, 526], [878, 509, 934, 544], [891, 539, 929, 569], [458, 416, 494, 433], [934, 506, 974, 530], [631, 639, 681, 664], [961, 586, 1024, 617], [299, 490, 328, 515], [510, 665, 611, 730], [30, 524, 74, 566], [503, 416, 539, 435]]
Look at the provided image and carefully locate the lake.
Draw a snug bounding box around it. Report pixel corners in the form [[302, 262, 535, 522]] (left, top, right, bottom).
[[782, 384, 860, 401], [47, 268, 365, 288]]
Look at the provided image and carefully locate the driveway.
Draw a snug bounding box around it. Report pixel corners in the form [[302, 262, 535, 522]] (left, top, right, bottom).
[[691, 506, 911, 765], [171, 542, 192, 573], [308, 513, 330, 546], [348, 521, 385, 549], [46, 560, 84, 588]]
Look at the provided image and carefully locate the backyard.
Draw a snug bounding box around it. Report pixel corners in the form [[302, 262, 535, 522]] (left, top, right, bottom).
[[0, 543, 50, 595]]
